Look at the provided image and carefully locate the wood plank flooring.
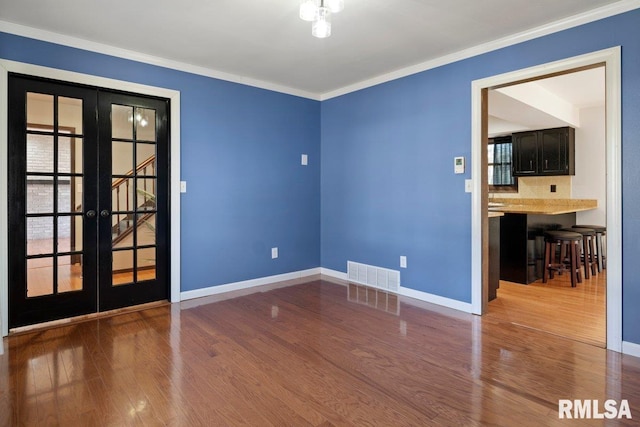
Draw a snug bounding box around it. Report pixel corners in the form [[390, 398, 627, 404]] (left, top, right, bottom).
[[2, 278, 639, 426], [487, 269, 606, 347]]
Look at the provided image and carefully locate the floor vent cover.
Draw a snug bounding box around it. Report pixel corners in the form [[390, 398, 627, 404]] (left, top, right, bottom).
[[347, 261, 400, 293]]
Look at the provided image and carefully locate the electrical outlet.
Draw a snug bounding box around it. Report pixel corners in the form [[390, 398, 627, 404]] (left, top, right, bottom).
[[301, 154, 308, 165], [400, 256, 407, 268], [271, 247, 278, 259], [550, 184, 557, 193]]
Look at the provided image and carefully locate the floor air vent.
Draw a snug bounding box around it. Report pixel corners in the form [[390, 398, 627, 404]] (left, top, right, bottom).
[[347, 261, 400, 293]]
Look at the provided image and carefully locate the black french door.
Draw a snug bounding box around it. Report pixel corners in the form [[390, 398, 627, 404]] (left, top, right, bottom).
[[8, 75, 169, 328]]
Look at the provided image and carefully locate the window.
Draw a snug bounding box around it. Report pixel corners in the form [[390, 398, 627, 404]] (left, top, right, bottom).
[[488, 136, 517, 192]]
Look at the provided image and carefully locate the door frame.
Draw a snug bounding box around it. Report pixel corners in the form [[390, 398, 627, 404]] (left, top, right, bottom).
[[470, 47, 622, 352], [0, 60, 182, 337]]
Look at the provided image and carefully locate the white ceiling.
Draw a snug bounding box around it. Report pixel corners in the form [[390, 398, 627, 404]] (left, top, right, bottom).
[[0, 0, 631, 99], [489, 67, 605, 135]]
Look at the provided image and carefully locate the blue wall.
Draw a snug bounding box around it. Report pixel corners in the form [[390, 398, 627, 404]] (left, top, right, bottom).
[[320, 10, 640, 344], [0, 32, 322, 292]]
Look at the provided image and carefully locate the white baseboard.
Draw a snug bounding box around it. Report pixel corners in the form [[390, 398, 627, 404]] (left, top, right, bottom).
[[180, 268, 321, 301], [399, 286, 473, 313], [319, 267, 348, 281], [622, 341, 640, 358]]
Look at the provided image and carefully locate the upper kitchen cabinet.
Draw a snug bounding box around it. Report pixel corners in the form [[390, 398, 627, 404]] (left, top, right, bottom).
[[512, 127, 575, 176]]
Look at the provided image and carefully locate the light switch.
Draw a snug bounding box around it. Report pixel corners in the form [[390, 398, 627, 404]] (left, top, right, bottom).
[[400, 256, 407, 268], [301, 154, 308, 166], [180, 181, 187, 193], [271, 247, 278, 259], [465, 179, 472, 193]]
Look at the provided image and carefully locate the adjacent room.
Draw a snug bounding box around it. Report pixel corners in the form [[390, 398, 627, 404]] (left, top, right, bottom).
[[1, 0, 640, 425]]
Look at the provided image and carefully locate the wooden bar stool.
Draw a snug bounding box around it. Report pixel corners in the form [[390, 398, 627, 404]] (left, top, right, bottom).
[[573, 224, 606, 272], [562, 227, 597, 278], [543, 230, 583, 287]]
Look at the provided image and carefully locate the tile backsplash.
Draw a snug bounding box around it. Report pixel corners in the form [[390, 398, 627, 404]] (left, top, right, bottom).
[[491, 176, 572, 199]]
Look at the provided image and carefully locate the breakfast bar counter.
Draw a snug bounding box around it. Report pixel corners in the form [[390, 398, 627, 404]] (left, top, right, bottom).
[[490, 198, 598, 285]]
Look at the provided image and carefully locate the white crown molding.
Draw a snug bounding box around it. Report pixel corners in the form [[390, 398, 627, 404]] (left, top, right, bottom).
[[0, 20, 321, 101], [320, 0, 640, 100], [1, 1, 639, 100]]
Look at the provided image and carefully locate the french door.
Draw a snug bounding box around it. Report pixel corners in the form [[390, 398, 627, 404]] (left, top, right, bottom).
[[8, 74, 169, 328]]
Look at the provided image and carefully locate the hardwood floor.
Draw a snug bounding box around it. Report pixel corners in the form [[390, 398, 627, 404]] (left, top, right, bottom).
[[487, 269, 606, 347], [2, 278, 639, 426]]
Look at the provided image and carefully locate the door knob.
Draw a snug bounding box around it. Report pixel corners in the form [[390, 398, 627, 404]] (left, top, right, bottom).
[[86, 210, 96, 218], [100, 210, 111, 218]]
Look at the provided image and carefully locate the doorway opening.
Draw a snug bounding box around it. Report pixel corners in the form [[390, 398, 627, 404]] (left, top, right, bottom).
[[470, 47, 622, 352]]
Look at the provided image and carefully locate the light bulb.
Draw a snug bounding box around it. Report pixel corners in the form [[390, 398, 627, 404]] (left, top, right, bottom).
[[312, 7, 331, 38], [299, 0, 317, 21]]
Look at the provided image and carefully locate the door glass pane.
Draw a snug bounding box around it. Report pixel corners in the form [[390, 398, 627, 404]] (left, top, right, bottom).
[[59, 136, 82, 174], [112, 141, 134, 175], [26, 177, 53, 214], [57, 177, 83, 213], [136, 178, 156, 210], [27, 257, 54, 297], [58, 97, 83, 134], [57, 178, 71, 213], [137, 214, 156, 246], [135, 108, 156, 142], [27, 217, 53, 256], [112, 178, 134, 213], [58, 255, 83, 293], [137, 247, 156, 282], [57, 216, 82, 252], [27, 134, 54, 173], [112, 105, 134, 140], [27, 93, 54, 128], [136, 143, 156, 175], [113, 250, 134, 286]]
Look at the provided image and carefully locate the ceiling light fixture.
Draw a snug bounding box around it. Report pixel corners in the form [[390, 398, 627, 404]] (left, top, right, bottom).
[[300, 0, 344, 38]]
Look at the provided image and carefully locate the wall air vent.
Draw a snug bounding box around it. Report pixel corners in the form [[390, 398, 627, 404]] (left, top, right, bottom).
[[347, 261, 400, 293]]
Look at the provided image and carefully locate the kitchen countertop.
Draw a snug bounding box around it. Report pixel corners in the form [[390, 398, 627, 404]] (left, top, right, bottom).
[[488, 198, 597, 215]]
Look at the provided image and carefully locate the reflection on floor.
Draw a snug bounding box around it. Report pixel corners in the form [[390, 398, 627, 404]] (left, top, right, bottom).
[[1, 279, 638, 425], [487, 269, 606, 347]]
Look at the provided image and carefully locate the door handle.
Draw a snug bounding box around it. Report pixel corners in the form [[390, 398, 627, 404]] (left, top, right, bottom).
[[86, 210, 96, 218], [100, 210, 111, 218]]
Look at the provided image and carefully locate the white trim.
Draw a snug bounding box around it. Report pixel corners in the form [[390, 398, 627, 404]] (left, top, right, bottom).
[[0, 60, 182, 337], [1, 2, 639, 101], [470, 47, 623, 352], [399, 286, 473, 313], [0, 20, 320, 101], [622, 341, 640, 358], [180, 268, 321, 301], [320, 267, 348, 281]]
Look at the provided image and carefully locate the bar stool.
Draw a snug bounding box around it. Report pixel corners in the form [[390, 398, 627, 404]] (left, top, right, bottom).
[[573, 224, 606, 272], [543, 230, 583, 288], [561, 227, 598, 279]]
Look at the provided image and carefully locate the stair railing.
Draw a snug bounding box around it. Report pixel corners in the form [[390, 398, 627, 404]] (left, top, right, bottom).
[[112, 155, 156, 244]]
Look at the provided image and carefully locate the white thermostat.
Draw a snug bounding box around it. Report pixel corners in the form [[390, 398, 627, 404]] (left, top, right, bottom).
[[454, 156, 465, 174]]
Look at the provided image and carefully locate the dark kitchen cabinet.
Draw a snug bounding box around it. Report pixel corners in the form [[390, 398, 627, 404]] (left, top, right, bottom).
[[512, 127, 575, 176]]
